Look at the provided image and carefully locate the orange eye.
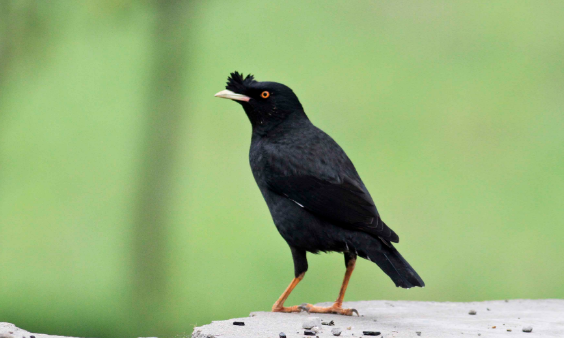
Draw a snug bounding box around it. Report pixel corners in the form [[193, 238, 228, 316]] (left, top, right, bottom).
[[261, 91, 270, 99]]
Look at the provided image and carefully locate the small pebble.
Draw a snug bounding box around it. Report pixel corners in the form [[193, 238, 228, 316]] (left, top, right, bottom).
[[363, 331, 381, 336], [416, 332, 421, 336], [322, 320, 335, 326], [507, 329, 512, 332], [302, 317, 322, 329], [469, 310, 477, 315], [232, 321, 245, 326], [331, 327, 342, 336], [347, 326, 352, 330], [522, 326, 533, 333], [279, 333, 286, 338], [487, 308, 490, 311], [304, 330, 316, 336]]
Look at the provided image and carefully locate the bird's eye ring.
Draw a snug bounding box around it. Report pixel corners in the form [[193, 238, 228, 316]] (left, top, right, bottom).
[[261, 91, 270, 99]]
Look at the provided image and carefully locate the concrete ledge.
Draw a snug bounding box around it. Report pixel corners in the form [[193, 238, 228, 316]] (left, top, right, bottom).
[[192, 299, 564, 338], [2, 300, 563, 338]]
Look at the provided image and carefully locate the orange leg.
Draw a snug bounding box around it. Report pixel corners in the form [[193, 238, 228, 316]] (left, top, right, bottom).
[[300, 256, 359, 316], [272, 272, 305, 313]]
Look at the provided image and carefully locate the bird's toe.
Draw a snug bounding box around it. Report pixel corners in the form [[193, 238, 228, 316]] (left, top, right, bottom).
[[272, 304, 302, 313], [298, 304, 359, 316]]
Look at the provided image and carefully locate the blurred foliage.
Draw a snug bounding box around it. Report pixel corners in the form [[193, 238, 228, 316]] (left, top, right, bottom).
[[1, 1, 563, 337]]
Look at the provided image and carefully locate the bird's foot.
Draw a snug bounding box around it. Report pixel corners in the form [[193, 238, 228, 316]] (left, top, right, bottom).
[[272, 304, 303, 313], [299, 303, 359, 316]]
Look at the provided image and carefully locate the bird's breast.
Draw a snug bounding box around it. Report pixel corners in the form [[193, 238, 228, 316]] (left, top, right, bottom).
[[249, 139, 268, 185]]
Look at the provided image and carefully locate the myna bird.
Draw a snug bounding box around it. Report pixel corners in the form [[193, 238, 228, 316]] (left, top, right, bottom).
[[215, 72, 424, 316]]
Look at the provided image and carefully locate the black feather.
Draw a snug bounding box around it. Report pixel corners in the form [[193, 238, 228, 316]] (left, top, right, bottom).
[[267, 175, 399, 242], [365, 240, 425, 288], [226, 71, 256, 93]]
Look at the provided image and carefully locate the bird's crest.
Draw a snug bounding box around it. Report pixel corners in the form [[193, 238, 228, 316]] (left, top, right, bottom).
[[226, 71, 256, 93]]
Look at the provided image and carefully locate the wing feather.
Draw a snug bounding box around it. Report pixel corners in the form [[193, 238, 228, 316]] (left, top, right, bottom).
[[267, 175, 399, 242]]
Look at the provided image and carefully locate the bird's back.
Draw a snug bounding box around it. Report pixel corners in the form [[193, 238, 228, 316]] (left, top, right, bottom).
[[250, 117, 365, 192]]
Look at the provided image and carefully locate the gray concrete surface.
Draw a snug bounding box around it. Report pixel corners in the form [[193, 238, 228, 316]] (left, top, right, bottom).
[[2, 300, 563, 338], [0, 322, 73, 338], [192, 300, 564, 338]]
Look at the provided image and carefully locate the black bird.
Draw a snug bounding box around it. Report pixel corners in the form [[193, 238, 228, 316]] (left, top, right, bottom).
[[215, 72, 424, 316]]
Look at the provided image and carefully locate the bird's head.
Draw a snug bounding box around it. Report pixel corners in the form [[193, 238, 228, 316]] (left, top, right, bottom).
[[215, 72, 306, 132]]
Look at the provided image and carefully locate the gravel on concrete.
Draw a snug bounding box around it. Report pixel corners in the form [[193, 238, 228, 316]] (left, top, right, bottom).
[[302, 317, 322, 329], [331, 327, 342, 336], [192, 299, 564, 338]]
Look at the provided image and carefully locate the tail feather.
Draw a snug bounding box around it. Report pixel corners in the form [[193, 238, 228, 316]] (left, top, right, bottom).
[[363, 240, 425, 288]]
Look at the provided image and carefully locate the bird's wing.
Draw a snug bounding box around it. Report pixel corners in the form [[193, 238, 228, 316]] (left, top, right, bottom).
[[267, 174, 399, 243]]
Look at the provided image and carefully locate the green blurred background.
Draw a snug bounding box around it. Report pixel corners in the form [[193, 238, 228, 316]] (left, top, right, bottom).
[[1, 1, 563, 337]]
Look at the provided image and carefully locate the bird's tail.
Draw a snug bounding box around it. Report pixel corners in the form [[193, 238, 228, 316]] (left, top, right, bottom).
[[364, 240, 425, 288]]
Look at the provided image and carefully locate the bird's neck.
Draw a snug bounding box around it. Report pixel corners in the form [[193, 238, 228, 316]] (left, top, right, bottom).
[[250, 109, 310, 137]]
